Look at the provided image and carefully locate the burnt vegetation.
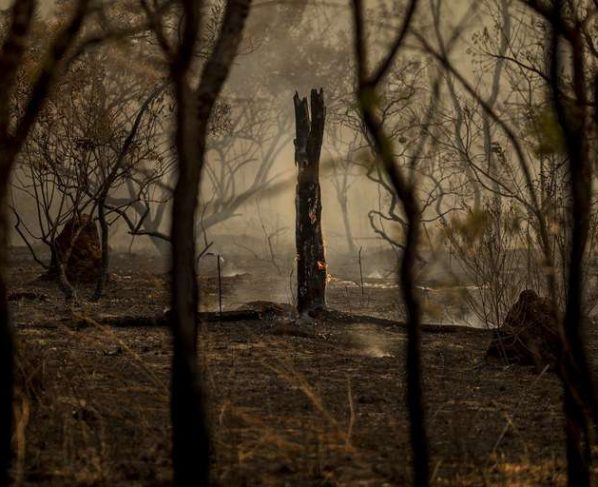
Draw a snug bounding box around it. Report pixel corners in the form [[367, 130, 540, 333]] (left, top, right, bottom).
[[2, 0, 598, 486]]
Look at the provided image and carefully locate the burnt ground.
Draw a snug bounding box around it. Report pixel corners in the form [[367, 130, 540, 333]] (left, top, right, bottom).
[[7, 247, 597, 486]]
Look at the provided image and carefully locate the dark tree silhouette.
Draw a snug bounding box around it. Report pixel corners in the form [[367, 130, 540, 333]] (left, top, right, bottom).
[[162, 0, 252, 484], [350, 1, 429, 486], [0, 1, 90, 484], [545, 1, 597, 484]]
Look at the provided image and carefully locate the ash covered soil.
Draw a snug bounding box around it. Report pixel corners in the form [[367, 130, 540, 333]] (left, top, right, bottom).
[[7, 247, 595, 486]]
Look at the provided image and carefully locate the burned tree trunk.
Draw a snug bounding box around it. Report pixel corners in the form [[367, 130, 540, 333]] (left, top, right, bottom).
[[294, 89, 327, 315]]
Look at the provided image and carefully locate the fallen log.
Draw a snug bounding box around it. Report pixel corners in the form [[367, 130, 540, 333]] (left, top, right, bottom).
[[316, 309, 481, 333], [22, 302, 484, 334], [73, 309, 263, 328]]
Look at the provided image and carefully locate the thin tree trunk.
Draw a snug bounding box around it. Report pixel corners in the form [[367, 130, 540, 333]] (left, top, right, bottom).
[[339, 197, 357, 255], [0, 201, 14, 487], [168, 1, 251, 484], [93, 198, 110, 301], [400, 199, 429, 487], [0, 1, 89, 483], [170, 40, 211, 487], [94, 197, 109, 300], [350, 2, 429, 485], [94, 86, 163, 299], [49, 226, 79, 302], [294, 89, 327, 315], [0, 3, 39, 477], [548, 5, 596, 485], [55, 258, 76, 302], [564, 388, 591, 486], [170, 166, 209, 485]]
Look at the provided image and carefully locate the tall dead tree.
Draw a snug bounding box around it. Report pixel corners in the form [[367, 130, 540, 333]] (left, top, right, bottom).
[[294, 89, 327, 315]]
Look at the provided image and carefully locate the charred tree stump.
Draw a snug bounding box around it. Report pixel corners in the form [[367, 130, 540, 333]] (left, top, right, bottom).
[[294, 89, 327, 315]]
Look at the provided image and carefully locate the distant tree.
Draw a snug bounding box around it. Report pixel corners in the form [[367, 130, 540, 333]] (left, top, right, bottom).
[[331, 52, 466, 256], [198, 96, 291, 239], [325, 125, 360, 254], [12, 49, 166, 299]]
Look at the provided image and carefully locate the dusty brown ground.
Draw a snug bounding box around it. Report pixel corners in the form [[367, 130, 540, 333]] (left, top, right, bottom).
[[7, 248, 597, 486]]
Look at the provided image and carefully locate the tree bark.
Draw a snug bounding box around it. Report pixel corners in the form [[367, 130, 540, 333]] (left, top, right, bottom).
[[294, 89, 327, 315]]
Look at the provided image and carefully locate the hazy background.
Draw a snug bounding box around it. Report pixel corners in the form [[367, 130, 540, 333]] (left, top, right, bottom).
[[5, 0, 483, 265]]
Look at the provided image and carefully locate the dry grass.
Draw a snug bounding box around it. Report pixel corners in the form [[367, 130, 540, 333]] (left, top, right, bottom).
[[13, 317, 579, 486], [7, 250, 593, 486]]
